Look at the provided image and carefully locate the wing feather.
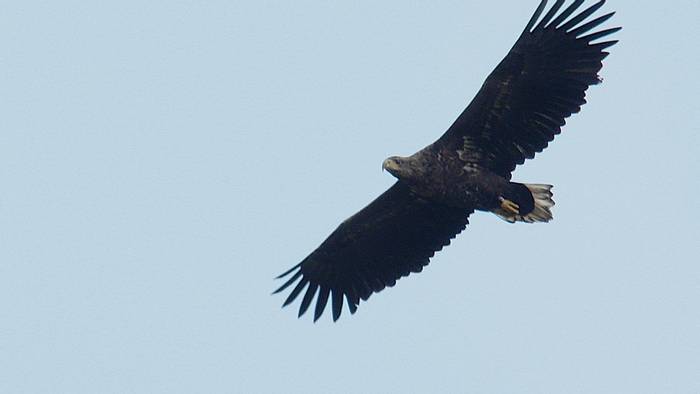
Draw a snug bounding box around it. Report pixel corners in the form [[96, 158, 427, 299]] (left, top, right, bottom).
[[561, 0, 607, 32], [435, 0, 619, 179], [283, 278, 308, 307], [549, 0, 585, 28], [275, 181, 472, 321], [569, 12, 616, 37], [273, 270, 302, 294], [578, 27, 622, 43], [534, 0, 565, 31], [524, 0, 549, 33], [298, 282, 318, 317], [331, 290, 344, 322], [314, 286, 330, 322]]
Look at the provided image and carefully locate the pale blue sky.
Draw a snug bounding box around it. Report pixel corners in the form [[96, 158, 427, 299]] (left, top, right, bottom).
[[1, 1, 699, 393]]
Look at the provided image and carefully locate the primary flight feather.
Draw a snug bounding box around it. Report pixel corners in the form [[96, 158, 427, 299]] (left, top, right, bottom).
[[274, 0, 620, 322]]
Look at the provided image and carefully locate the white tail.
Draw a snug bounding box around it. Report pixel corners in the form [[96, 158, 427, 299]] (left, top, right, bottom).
[[494, 184, 554, 223], [522, 184, 554, 223]]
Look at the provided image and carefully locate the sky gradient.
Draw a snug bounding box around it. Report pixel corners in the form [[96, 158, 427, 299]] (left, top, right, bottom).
[[1, 1, 699, 393]]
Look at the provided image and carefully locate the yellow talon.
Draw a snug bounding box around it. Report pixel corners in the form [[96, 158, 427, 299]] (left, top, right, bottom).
[[499, 197, 520, 215]]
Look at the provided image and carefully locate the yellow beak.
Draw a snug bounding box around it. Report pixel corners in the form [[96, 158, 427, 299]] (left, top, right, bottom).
[[382, 159, 400, 172]]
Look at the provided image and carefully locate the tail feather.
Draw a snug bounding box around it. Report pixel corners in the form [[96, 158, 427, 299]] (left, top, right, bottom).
[[494, 184, 554, 223], [522, 184, 554, 223]]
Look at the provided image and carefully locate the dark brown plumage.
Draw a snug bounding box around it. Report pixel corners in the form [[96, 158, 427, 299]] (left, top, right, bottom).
[[274, 0, 620, 322]]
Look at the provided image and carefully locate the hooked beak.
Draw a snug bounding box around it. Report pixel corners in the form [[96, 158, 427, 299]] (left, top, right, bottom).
[[382, 158, 400, 173]]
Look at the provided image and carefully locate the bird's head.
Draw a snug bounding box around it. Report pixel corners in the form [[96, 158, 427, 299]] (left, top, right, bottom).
[[382, 156, 409, 179]]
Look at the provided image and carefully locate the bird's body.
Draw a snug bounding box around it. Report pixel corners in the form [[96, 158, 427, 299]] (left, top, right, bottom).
[[274, 0, 620, 321], [383, 148, 537, 216]]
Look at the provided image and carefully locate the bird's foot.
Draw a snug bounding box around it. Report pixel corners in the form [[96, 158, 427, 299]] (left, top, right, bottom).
[[499, 197, 520, 215]]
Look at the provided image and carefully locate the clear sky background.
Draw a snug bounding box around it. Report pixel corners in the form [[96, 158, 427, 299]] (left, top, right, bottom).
[[1, 1, 699, 393]]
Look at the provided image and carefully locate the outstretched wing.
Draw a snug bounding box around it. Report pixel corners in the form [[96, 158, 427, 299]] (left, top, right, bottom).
[[274, 181, 473, 322], [435, 0, 620, 179]]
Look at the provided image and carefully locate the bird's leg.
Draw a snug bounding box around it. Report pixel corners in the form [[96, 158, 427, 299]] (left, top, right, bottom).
[[499, 197, 520, 215]]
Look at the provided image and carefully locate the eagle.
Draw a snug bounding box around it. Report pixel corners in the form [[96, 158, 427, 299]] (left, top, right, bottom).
[[274, 0, 620, 321]]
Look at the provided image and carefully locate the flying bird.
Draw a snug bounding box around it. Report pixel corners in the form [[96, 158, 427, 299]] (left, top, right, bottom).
[[274, 0, 620, 321]]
